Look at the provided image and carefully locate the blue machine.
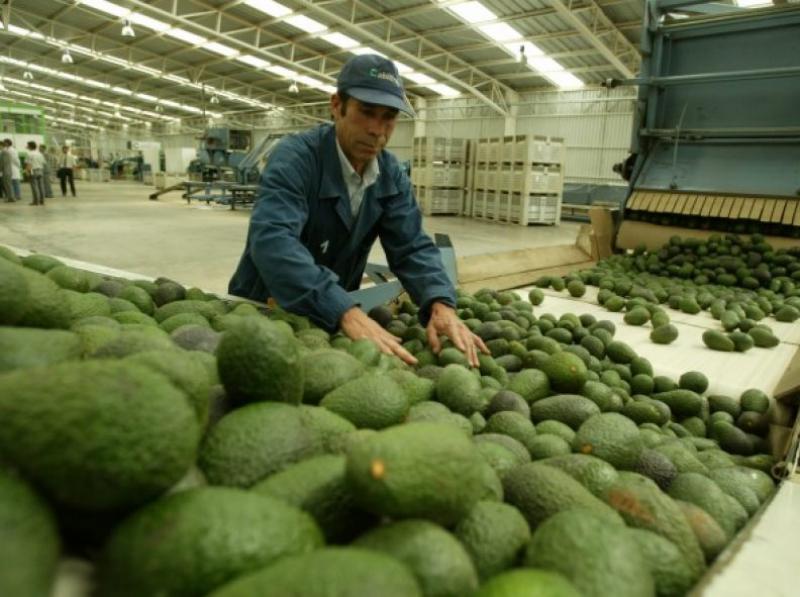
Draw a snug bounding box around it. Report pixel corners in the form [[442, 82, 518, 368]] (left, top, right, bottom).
[[188, 128, 251, 182], [179, 130, 285, 209], [609, 1, 800, 247]]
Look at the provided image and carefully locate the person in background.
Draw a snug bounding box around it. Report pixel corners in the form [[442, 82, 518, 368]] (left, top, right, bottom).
[[229, 54, 488, 366], [3, 139, 22, 201], [58, 145, 77, 197], [25, 141, 46, 206], [39, 144, 54, 198], [0, 140, 12, 202]]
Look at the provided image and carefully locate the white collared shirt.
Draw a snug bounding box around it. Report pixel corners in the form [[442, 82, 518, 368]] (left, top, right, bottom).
[[26, 149, 45, 171], [335, 138, 379, 217], [7, 147, 21, 179], [60, 152, 76, 169]]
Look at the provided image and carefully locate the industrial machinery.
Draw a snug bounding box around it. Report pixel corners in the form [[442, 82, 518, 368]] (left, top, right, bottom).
[[110, 155, 144, 181], [150, 130, 284, 208], [600, 4, 800, 592], [187, 128, 251, 182], [612, 0, 800, 250]]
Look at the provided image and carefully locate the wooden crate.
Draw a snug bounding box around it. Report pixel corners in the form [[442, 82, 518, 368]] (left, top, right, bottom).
[[410, 162, 466, 188], [415, 186, 464, 216], [413, 136, 468, 164], [471, 190, 561, 225], [474, 134, 565, 166]]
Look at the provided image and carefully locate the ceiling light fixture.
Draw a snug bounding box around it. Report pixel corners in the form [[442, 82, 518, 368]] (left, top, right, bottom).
[[243, 0, 292, 17], [121, 19, 135, 38], [450, 2, 497, 24], [61, 49, 74, 64], [284, 15, 327, 34], [209, 94, 220, 104], [288, 80, 299, 94], [23, 70, 34, 80], [155, 104, 164, 112], [321, 32, 359, 49], [128, 13, 170, 33]]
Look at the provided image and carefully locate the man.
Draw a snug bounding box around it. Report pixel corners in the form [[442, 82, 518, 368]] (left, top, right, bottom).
[[39, 144, 54, 198], [2, 139, 22, 201], [25, 141, 46, 206], [0, 140, 12, 202], [58, 145, 77, 197], [229, 54, 487, 366]]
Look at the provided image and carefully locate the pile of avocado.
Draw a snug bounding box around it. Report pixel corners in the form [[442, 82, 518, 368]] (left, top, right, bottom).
[[532, 233, 799, 350], [0, 244, 780, 597]]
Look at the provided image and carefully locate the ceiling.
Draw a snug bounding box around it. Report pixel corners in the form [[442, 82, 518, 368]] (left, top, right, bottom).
[[0, 0, 646, 134]]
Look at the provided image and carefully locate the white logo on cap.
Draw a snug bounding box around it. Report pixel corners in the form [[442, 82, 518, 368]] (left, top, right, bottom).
[[369, 68, 401, 87]]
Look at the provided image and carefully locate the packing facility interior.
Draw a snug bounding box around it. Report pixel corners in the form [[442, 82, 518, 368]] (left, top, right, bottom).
[[2, 1, 800, 596]]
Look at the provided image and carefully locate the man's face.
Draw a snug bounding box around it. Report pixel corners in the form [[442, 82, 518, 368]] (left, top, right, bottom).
[[331, 93, 398, 169]]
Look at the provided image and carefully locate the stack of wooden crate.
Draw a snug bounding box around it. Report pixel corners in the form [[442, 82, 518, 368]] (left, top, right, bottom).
[[469, 135, 565, 225], [410, 137, 468, 216]]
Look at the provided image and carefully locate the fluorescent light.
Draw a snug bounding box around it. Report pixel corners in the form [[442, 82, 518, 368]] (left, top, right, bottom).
[[135, 93, 158, 101], [132, 65, 162, 76], [320, 84, 336, 94], [426, 83, 460, 97], [112, 86, 133, 95], [165, 28, 207, 45], [266, 65, 298, 78], [206, 42, 239, 57], [78, 0, 130, 18], [164, 74, 192, 85], [83, 79, 111, 89], [128, 13, 171, 33], [350, 47, 386, 57], [450, 2, 496, 23], [477, 22, 521, 41], [546, 71, 584, 89], [735, 0, 772, 7], [70, 45, 95, 56], [394, 61, 413, 74], [404, 72, 435, 85], [529, 57, 564, 73], [296, 75, 335, 92], [7, 24, 44, 40], [321, 32, 359, 49], [284, 15, 327, 34], [243, 0, 292, 18], [236, 54, 271, 69]]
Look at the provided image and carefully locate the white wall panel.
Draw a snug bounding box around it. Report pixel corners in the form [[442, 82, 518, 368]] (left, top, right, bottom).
[[412, 87, 636, 185]]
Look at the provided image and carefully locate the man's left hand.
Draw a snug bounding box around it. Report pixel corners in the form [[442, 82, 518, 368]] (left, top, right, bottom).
[[426, 301, 489, 368]]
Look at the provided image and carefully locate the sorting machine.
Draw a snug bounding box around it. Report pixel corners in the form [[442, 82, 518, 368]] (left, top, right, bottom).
[[149, 129, 284, 208], [612, 0, 800, 250], [600, 3, 800, 593]]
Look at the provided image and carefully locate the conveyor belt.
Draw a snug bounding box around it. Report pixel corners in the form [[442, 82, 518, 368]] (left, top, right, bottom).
[[625, 191, 800, 238]]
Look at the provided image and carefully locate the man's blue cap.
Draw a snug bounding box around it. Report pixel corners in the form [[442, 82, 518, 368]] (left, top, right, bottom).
[[337, 54, 415, 117]]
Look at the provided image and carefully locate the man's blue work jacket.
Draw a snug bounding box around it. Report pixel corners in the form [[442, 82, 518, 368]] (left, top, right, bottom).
[[228, 123, 457, 332]]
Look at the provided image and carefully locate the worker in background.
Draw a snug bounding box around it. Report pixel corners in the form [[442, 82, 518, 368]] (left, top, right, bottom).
[[2, 139, 22, 201], [229, 54, 488, 366], [39, 144, 55, 199], [25, 141, 46, 206], [58, 145, 77, 198], [0, 140, 12, 202]]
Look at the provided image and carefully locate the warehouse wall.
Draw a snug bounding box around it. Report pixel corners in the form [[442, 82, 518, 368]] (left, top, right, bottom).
[[403, 87, 636, 186], [78, 87, 635, 184]]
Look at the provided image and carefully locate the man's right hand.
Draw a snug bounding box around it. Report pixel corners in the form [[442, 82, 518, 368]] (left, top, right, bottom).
[[340, 306, 418, 366]]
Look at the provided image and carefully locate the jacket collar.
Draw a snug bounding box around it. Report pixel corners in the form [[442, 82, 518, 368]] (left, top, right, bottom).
[[318, 123, 399, 201]]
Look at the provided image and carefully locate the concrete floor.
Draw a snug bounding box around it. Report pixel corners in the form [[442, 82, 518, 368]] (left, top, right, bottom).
[[0, 180, 582, 295]]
